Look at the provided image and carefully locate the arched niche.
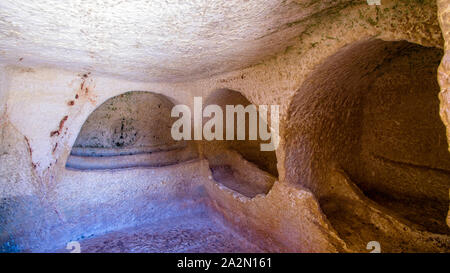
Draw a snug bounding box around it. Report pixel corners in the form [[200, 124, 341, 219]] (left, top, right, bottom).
[[201, 88, 278, 198], [284, 39, 449, 251], [66, 91, 197, 169]]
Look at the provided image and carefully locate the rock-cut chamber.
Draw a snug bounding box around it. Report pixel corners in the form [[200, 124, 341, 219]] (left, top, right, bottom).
[[66, 91, 197, 170], [285, 39, 450, 252]]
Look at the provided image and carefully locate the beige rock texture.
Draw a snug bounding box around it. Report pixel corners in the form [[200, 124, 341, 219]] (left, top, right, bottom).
[[0, 0, 449, 252], [202, 88, 279, 176], [73, 91, 179, 149]]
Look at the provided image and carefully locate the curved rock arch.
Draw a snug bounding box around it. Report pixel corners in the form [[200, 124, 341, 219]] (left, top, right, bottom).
[[66, 91, 197, 170], [284, 38, 450, 252]]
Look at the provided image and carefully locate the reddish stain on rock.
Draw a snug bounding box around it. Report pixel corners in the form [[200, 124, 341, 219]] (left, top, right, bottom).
[[75, 72, 96, 104], [80, 74, 90, 95], [52, 143, 58, 153], [59, 116, 68, 130], [50, 130, 59, 137], [24, 136, 36, 169], [24, 136, 32, 156], [50, 115, 68, 137]]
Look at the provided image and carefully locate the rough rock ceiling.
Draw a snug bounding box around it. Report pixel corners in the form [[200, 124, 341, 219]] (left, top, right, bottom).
[[0, 0, 354, 82]]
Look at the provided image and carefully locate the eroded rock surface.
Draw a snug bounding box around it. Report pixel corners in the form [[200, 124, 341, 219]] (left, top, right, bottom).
[[0, 0, 449, 253]]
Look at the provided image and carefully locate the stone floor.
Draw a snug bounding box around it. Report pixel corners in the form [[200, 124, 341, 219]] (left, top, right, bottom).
[[54, 209, 262, 253]]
